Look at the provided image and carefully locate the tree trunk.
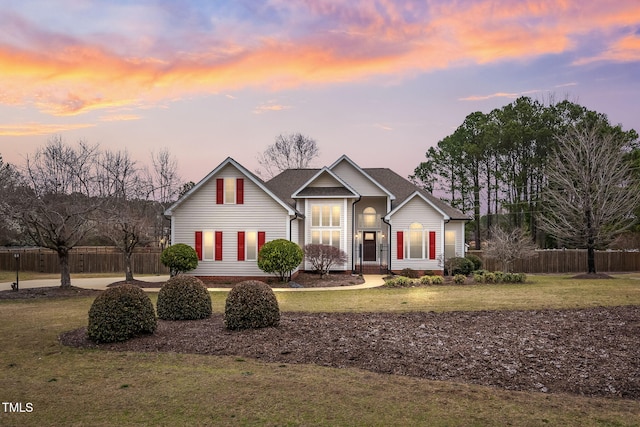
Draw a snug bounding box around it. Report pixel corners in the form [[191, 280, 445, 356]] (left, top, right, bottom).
[[125, 252, 134, 282], [587, 243, 596, 274], [58, 248, 71, 288]]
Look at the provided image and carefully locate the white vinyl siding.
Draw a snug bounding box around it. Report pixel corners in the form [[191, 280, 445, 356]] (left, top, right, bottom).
[[171, 163, 295, 277], [390, 197, 443, 271], [331, 160, 387, 196]]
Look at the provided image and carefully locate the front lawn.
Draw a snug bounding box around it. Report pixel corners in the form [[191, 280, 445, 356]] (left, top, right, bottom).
[[1, 275, 639, 426]]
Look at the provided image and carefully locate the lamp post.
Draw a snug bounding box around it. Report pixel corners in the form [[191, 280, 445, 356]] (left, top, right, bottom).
[[11, 253, 20, 291]]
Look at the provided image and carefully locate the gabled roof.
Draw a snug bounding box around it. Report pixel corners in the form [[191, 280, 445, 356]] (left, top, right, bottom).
[[164, 157, 298, 216], [290, 167, 359, 199], [264, 168, 319, 206], [364, 168, 469, 220], [329, 155, 395, 200]]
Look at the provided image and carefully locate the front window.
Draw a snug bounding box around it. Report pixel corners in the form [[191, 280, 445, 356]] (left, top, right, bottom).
[[408, 222, 424, 259], [445, 231, 456, 259], [246, 231, 257, 260], [311, 204, 341, 248], [224, 178, 235, 204], [363, 207, 377, 228], [203, 231, 214, 260]]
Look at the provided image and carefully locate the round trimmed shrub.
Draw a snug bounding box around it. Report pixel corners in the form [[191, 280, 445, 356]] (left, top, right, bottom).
[[258, 239, 303, 281], [157, 275, 212, 320], [87, 284, 156, 343], [161, 243, 198, 276], [224, 280, 280, 330], [465, 254, 482, 271], [447, 257, 474, 276]]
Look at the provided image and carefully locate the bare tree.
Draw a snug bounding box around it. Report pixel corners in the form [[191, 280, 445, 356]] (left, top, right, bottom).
[[146, 148, 181, 246], [8, 137, 102, 288], [304, 244, 348, 278], [96, 149, 155, 282], [483, 226, 538, 272], [256, 133, 319, 178], [539, 121, 640, 274]]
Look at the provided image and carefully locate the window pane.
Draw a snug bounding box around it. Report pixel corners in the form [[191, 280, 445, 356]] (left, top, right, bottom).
[[322, 230, 330, 244], [312, 206, 320, 227], [445, 231, 456, 259], [363, 207, 376, 228], [225, 178, 235, 204], [322, 206, 330, 226], [410, 231, 423, 259], [331, 231, 341, 249], [204, 231, 214, 260], [332, 206, 341, 227], [311, 231, 320, 244], [246, 231, 257, 260]]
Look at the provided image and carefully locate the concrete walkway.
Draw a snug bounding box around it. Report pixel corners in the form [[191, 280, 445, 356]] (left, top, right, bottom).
[[0, 274, 386, 292]]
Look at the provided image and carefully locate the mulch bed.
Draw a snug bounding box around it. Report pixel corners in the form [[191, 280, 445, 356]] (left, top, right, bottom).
[[59, 306, 640, 399], [0, 286, 103, 300]]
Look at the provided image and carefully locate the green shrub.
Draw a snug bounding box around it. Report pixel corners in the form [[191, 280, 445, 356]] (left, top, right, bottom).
[[501, 272, 527, 283], [430, 275, 444, 284], [157, 275, 212, 320], [419, 275, 433, 285], [484, 272, 496, 283], [465, 254, 482, 271], [473, 271, 485, 283], [494, 271, 505, 283], [161, 244, 198, 276], [258, 239, 303, 281], [384, 276, 414, 287], [454, 274, 466, 284], [87, 284, 156, 343], [400, 268, 420, 278], [224, 281, 280, 330], [446, 257, 474, 276]]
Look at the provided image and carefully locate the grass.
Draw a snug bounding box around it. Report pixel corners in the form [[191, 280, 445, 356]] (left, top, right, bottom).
[[1, 275, 640, 425]]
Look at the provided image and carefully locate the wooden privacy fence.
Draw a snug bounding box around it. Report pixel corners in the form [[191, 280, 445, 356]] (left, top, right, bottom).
[[0, 247, 169, 275], [468, 249, 640, 273]]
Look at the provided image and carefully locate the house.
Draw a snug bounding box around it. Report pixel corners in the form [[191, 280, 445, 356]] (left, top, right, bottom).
[[164, 155, 469, 278]]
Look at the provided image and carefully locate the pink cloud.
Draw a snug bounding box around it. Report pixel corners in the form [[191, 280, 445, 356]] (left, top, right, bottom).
[[0, 1, 638, 117]]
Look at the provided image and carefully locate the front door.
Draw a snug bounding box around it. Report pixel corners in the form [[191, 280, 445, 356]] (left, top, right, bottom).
[[363, 231, 376, 261]]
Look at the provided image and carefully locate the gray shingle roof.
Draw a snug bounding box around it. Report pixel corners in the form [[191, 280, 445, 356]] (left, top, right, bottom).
[[265, 166, 469, 220], [264, 169, 319, 206], [364, 168, 469, 220]]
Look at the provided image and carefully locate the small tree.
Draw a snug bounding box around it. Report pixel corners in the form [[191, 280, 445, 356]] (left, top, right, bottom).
[[160, 244, 198, 276], [257, 239, 303, 281], [483, 226, 538, 272], [304, 244, 347, 278]]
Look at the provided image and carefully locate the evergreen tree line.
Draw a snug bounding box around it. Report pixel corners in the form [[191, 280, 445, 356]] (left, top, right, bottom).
[[411, 97, 640, 249]]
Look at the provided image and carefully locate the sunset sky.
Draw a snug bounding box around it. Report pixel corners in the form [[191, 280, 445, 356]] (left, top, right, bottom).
[[1, 0, 639, 183]]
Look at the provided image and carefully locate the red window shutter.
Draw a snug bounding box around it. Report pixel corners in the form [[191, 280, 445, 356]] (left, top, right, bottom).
[[216, 179, 224, 204], [429, 231, 436, 260], [396, 231, 404, 260], [258, 231, 266, 251], [237, 231, 245, 261], [236, 178, 244, 204], [215, 231, 223, 261], [195, 231, 203, 260]]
